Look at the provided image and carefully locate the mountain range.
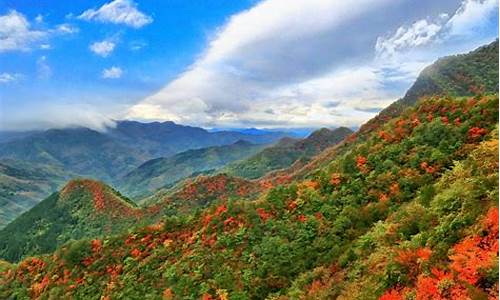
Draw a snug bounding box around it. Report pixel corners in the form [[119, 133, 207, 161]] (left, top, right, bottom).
[[0, 40, 498, 300], [0, 123, 292, 227]]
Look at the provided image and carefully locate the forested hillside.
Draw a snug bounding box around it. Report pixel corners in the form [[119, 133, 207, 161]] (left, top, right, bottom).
[[0, 41, 497, 300]]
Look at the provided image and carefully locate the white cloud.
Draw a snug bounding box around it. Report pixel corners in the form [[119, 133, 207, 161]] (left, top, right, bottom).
[[37, 56, 52, 79], [78, 0, 153, 28], [0, 72, 22, 84], [55, 23, 79, 34], [0, 102, 116, 132], [376, 19, 445, 58], [102, 66, 123, 79], [129, 40, 147, 51], [125, 0, 497, 129], [35, 14, 44, 23], [376, 0, 498, 58], [127, 0, 400, 127], [0, 10, 46, 52], [90, 40, 116, 57], [446, 0, 498, 36], [0, 10, 78, 52]]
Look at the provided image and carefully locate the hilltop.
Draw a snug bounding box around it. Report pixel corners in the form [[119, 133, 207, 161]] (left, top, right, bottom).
[[0, 179, 142, 262]]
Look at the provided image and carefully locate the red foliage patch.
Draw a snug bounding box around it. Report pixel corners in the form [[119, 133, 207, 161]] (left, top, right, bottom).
[[297, 214, 307, 223], [356, 155, 369, 173], [420, 162, 436, 174], [468, 127, 487, 140], [130, 248, 142, 258], [256, 208, 272, 222], [330, 173, 342, 185]]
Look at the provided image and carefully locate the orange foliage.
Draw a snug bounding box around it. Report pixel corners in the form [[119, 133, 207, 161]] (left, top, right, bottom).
[[287, 200, 298, 211], [130, 248, 142, 258], [380, 289, 404, 300], [449, 208, 498, 285], [416, 248, 432, 261], [303, 180, 319, 190], [411, 117, 421, 127], [330, 173, 342, 185], [201, 294, 213, 300], [163, 288, 174, 299], [379, 193, 389, 203], [215, 204, 227, 216], [356, 155, 369, 173], [415, 275, 440, 300], [91, 239, 102, 253], [389, 183, 400, 196], [378, 130, 392, 142], [31, 275, 50, 297]]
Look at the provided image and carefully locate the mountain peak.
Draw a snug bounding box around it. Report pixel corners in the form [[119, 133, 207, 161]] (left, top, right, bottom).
[[60, 178, 138, 215]]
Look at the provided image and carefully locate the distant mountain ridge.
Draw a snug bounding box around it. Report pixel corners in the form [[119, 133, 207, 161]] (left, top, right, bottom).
[[116, 140, 267, 198], [223, 126, 353, 179]]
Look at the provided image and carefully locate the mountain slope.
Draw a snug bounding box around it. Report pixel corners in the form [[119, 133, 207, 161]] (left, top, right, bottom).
[[0, 159, 70, 228], [0, 179, 142, 262], [264, 40, 500, 184], [0, 94, 496, 299], [224, 127, 353, 179], [360, 39, 498, 135], [117, 140, 266, 198]]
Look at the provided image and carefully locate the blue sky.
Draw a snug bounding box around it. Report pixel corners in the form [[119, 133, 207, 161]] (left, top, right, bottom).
[[0, 0, 498, 130]]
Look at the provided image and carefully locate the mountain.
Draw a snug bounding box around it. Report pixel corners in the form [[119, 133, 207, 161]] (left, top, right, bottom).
[[0, 172, 262, 262], [360, 39, 499, 135], [117, 140, 267, 198], [0, 179, 142, 262], [0, 159, 70, 228], [0, 127, 147, 182], [265, 40, 500, 184], [0, 122, 291, 181], [0, 94, 496, 299], [0, 42, 498, 300], [223, 127, 353, 179], [107, 120, 291, 158], [0, 122, 291, 228]]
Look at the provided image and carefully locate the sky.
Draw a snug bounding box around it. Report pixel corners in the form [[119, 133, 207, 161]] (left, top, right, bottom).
[[0, 0, 498, 131]]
